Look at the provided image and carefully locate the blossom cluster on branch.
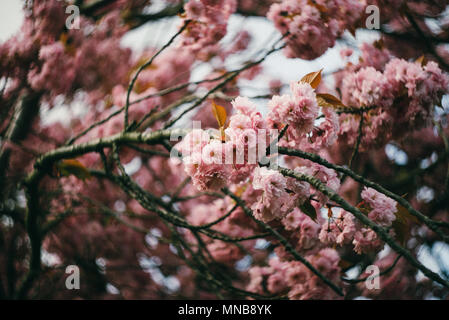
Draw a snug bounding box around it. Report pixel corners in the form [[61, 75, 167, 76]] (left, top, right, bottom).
[[1, 0, 449, 300]]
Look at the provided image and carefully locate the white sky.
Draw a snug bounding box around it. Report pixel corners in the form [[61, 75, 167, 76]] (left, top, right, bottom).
[[0, 0, 23, 42]]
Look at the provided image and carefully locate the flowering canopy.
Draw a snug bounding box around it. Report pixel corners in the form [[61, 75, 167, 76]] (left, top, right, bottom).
[[1, 0, 449, 300]]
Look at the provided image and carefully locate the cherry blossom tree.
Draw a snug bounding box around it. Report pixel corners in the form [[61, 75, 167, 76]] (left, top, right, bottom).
[[1, 0, 449, 300]]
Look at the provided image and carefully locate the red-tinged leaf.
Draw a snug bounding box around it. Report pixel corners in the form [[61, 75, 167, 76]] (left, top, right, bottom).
[[299, 69, 323, 89], [211, 101, 227, 128], [327, 207, 333, 218], [348, 26, 357, 37], [373, 39, 384, 50], [316, 93, 346, 109], [56, 159, 91, 180], [415, 55, 427, 66], [212, 101, 227, 142], [59, 33, 76, 56], [356, 200, 371, 215], [299, 199, 317, 222]]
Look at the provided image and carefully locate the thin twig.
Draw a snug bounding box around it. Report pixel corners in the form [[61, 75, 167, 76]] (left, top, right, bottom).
[[124, 20, 191, 129]]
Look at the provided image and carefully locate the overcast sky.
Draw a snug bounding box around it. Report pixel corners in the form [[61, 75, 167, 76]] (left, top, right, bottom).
[[0, 0, 22, 42]]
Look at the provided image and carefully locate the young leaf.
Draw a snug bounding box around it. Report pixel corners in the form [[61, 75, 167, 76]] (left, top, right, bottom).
[[56, 159, 91, 180], [356, 200, 371, 215], [299, 69, 323, 89], [347, 25, 357, 37], [59, 32, 76, 56], [392, 203, 419, 245], [211, 101, 227, 142], [373, 39, 384, 50], [316, 93, 346, 108], [415, 55, 427, 67], [211, 101, 227, 128], [299, 199, 317, 222]]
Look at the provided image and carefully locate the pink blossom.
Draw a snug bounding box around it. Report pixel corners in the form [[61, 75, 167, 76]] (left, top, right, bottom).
[[306, 107, 340, 151], [231, 96, 258, 117], [268, 82, 319, 148], [28, 42, 76, 96], [319, 210, 356, 246], [361, 187, 397, 227], [175, 129, 211, 156], [341, 67, 393, 109], [185, 0, 205, 19], [251, 167, 310, 222], [353, 228, 384, 254], [297, 162, 340, 204], [181, 0, 237, 58], [267, 0, 363, 60]]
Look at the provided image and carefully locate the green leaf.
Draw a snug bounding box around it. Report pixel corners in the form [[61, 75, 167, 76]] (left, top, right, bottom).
[[56, 159, 91, 180]]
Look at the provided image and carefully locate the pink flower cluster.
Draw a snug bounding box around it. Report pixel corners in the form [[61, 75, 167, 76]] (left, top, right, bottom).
[[31, 0, 67, 43], [26, 11, 132, 104], [361, 187, 397, 227], [268, 82, 319, 141], [341, 67, 393, 109], [181, 0, 237, 59], [297, 162, 341, 204], [267, 0, 364, 59], [358, 42, 392, 71], [307, 107, 340, 151], [319, 210, 356, 246], [267, 81, 340, 152], [339, 58, 449, 147], [225, 97, 270, 172], [251, 167, 310, 222], [247, 249, 341, 299], [0, 1, 67, 92], [177, 97, 270, 190], [176, 129, 228, 191], [27, 42, 76, 96], [282, 208, 321, 251], [319, 187, 397, 254], [352, 227, 385, 254], [385, 59, 448, 130], [179, 89, 342, 225]]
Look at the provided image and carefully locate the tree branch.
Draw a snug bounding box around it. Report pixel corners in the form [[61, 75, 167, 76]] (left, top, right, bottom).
[[278, 166, 449, 289], [278, 147, 449, 243]]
